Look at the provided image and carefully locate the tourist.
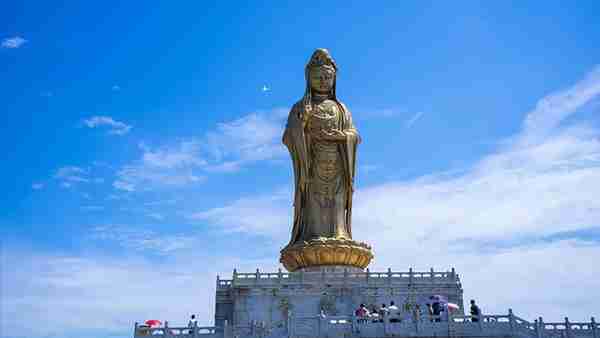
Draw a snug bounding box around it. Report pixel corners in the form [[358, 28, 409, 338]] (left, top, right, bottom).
[[432, 302, 441, 322], [470, 300, 481, 322], [188, 314, 197, 327], [368, 304, 379, 323], [388, 301, 400, 323], [378, 303, 388, 322], [413, 304, 421, 322], [188, 314, 197, 334], [426, 303, 434, 322], [355, 304, 369, 323]]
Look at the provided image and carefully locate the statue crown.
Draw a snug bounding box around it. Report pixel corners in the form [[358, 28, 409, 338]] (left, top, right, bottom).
[[307, 48, 337, 71]]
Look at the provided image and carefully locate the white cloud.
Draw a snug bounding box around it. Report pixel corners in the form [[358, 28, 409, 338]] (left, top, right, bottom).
[[1, 246, 276, 338], [188, 189, 291, 237], [114, 142, 206, 192], [203, 110, 286, 165], [83, 116, 132, 135], [113, 109, 286, 191], [520, 65, 600, 146], [1, 36, 27, 48]]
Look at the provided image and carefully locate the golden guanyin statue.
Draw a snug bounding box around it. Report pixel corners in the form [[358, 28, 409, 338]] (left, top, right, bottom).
[[280, 49, 373, 271]]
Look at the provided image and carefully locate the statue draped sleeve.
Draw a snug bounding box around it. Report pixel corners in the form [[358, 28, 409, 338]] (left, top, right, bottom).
[[338, 102, 360, 237], [283, 102, 310, 246]]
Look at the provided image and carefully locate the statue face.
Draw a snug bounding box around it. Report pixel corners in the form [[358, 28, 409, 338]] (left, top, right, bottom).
[[309, 67, 335, 94]]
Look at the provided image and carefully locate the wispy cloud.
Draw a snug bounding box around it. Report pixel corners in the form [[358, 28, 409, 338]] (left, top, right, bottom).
[[203, 110, 286, 166], [54, 166, 90, 185], [404, 111, 424, 128], [113, 109, 286, 191], [91, 225, 194, 253], [1, 36, 27, 49], [31, 182, 44, 190], [81, 206, 104, 212], [146, 212, 164, 220], [188, 189, 291, 236], [1, 245, 276, 338], [114, 141, 206, 192], [83, 115, 132, 135], [112, 85, 121, 91]]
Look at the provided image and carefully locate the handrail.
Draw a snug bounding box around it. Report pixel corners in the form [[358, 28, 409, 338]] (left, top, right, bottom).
[[217, 268, 461, 288]]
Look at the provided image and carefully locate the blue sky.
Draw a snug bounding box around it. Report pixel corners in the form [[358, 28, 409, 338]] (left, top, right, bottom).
[[2, 2, 600, 338]]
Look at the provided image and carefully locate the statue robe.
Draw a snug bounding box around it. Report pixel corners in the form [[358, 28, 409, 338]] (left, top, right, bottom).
[[282, 99, 360, 246]]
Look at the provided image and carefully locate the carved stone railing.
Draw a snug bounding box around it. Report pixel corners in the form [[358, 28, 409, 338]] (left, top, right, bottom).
[[134, 313, 597, 338], [133, 321, 229, 338], [285, 310, 597, 338], [216, 268, 461, 289]]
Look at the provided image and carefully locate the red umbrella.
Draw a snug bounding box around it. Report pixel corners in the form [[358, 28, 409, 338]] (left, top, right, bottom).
[[447, 303, 460, 311], [145, 319, 162, 327]]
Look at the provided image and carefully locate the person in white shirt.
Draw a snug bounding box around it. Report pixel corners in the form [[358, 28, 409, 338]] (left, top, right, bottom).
[[388, 301, 400, 322], [188, 314, 197, 334]]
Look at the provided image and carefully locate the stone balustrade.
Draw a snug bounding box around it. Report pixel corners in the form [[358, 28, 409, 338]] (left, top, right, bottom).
[[216, 268, 461, 289], [134, 312, 598, 338]]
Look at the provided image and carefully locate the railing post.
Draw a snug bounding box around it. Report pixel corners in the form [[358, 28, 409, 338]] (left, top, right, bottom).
[[388, 268, 392, 286], [232, 268, 237, 287], [430, 267, 435, 283], [278, 268, 283, 284], [591, 317, 597, 338], [344, 268, 348, 287], [192, 320, 198, 338], [537, 317, 544, 338], [288, 311, 294, 338], [508, 309, 514, 334], [223, 320, 229, 338], [164, 321, 170, 338], [134, 322, 139, 337], [409, 268, 414, 286], [565, 317, 571, 338]]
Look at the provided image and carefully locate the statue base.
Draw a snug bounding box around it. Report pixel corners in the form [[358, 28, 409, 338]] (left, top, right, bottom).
[[279, 237, 373, 272]]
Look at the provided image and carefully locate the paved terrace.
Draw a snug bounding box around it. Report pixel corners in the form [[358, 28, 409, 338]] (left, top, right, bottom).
[[216, 268, 462, 288], [134, 311, 598, 338]]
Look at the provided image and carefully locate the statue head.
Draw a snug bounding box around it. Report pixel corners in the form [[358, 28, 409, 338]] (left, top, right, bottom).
[[304, 48, 338, 99]]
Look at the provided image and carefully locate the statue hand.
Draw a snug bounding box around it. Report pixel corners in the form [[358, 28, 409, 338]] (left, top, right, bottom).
[[321, 129, 347, 142]]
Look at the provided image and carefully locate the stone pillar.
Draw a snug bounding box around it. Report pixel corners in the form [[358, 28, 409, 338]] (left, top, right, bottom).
[[591, 317, 597, 338], [565, 317, 571, 338], [164, 321, 170, 338], [538, 317, 544, 338]]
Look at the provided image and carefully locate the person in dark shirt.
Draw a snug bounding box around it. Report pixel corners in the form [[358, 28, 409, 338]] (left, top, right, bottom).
[[470, 300, 481, 322], [432, 302, 441, 322]]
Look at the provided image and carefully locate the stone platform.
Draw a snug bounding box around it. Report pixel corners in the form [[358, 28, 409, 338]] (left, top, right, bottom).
[[133, 268, 598, 338], [215, 268, 464, 329]]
